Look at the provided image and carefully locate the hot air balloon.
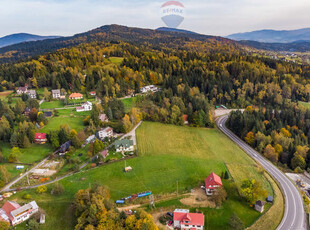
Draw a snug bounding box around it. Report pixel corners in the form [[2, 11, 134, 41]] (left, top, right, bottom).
[[161, 1, 185, 28]]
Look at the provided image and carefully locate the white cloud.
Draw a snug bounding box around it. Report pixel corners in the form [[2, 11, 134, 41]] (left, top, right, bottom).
[[0, 0, 310, 37]]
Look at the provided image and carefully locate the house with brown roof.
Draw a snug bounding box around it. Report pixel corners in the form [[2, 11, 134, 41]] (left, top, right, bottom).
[[69, 93, 83, 100]]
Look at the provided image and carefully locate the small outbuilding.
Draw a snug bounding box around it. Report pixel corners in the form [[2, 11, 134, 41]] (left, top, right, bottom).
[[254, 200, 265, 213], [266, 196, 273, 203]]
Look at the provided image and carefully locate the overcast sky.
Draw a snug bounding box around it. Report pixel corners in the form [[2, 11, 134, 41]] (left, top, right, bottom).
[[1, 0, 310, 37]]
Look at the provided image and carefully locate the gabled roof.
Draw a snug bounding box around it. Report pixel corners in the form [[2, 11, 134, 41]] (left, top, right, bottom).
[[27, 90, 36, 95], [205, 172, 223, 189], [35, 133, 46, 140], [11, 201, 38, 218], [255, 200, 265, 207], [115, 139, 133, 149], [1, 201, 20, 221], [69, 93, 83, 98], [173, 212, 204, 226], [52, 89, 60, 94]]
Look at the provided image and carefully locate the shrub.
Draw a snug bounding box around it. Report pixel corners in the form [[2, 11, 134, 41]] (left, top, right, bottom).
[[36, 185, 47, 194], [23, 194, 31, 200], [52, 183, 64, 195]]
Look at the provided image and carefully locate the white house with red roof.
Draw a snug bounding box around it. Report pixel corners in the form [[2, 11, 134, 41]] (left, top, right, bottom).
[[205, 172, 223, 195], [173, 209, 204, 230], [0, 200, 39, 226], [34, 133, 47, 144], [97, 127, 113, 140]]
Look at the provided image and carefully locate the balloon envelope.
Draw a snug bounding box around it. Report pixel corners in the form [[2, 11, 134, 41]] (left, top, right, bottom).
[[161, 1, 185, 28]]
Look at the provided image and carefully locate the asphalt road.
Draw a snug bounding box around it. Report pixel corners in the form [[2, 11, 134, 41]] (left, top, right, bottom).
[[217, 115, 306, 230]]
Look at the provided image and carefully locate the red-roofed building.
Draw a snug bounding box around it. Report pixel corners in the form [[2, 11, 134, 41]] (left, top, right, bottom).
[[34, 133, 47, 144], [0, 200, 39, 226], [69, 93, 83, 100], [183, 114, 189, 125], [173, 209, 204, 230], [90, 91, 96, 96], [205, 172, 223, 195]]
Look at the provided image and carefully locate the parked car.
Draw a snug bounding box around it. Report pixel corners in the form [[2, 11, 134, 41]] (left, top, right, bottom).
[[167, 212, 173, 217], [168, 220, 173, 226]]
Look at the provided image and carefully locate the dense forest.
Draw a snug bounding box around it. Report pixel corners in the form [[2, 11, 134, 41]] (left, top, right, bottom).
[[227, 103, 310, 171]]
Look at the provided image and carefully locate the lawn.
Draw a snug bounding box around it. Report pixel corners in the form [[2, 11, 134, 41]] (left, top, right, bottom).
[[8, 122, 283, 229], [40, 109, 89, 133], [109, 57, 124, 65], [299, 101, 310, 109], [122, 97, 136, 113], [0, 143, 53, 163], [40, 100, 64, 109]]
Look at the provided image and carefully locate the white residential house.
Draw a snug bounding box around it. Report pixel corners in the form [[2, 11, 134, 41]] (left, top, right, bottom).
[[97, 127, 113, 140], [52, 89, 61, 99], [115, 139, 134, 152], [76, 101, 92, 112], [85, 135, 96, 144], [16, 86, 28, 95], [173, 209, 205, 230], [140, 85, 159, 94], [27, 90, 37, 99], [0, 200, 39, 226]]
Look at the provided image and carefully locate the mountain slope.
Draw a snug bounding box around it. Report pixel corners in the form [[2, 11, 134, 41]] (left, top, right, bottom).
[[156, 27, 198, 34], [227, 28, 310, 43], [0, 25, 237, 63], [0, 33, 60, 48]]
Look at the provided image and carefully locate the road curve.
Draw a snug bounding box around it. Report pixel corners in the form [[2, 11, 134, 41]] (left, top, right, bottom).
[[217, 115, 306, 230]]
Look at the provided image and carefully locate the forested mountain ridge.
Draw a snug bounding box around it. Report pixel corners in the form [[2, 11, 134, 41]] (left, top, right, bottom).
[[0, 24, 240, 64], [0, 33, 60, 48]]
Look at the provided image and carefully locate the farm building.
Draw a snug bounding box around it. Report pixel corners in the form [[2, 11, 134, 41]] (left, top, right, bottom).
[[52, 89, 61, 99], [173, 209, 204, 230], [0, 200, 39, 226], [115, 139, 134, 152], [69, 93, 83, 100], [76, 101, 92, 112], [34, 133, 47, 144], [255, 200, 265, 213], [27, 90, 37, 99], [140, 85, 159, 94], [205, 172, 223, 195], [16, 85, 28, 95], [99, 113, 109, 122], [97, 127, 113, 140]]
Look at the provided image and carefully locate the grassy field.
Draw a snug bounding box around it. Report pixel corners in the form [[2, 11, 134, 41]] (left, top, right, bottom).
[[40, 100, 64, 109], [299, 101, 310, 109], [8, 122, 282, 229], [109, 57, 124, 65], [0, 143, 53, 163], [40, 109, 89, 132], [122, 97, 136, 113]]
